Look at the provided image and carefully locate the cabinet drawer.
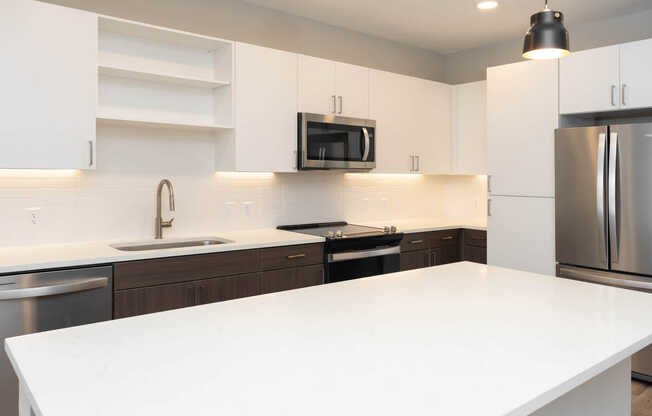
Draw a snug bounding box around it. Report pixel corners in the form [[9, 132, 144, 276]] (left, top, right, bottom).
[[260, 243, 323, 271], [114, 249, 260, 290], [400, 233, 430, 252], [261, 264, 324, 294], [464, 229, 487, 248], [400, 250, 430, 271], [114, 281, 197, 319], [197, 273, 261, 305], [429, 229, 460, 247], [464, 245, 487, 264]]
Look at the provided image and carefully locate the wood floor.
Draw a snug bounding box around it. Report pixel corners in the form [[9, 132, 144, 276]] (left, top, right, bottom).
[[633, 380, 652, 415]]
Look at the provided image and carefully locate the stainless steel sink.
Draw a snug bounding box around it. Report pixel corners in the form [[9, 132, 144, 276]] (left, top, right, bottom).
[[110, 237, 233, 252]]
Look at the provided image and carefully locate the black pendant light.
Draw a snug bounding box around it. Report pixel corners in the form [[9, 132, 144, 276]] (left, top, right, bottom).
[[522, 0, 569, 60]]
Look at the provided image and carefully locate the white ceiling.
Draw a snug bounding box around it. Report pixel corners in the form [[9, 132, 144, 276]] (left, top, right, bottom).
[[239, 0, 652, 54]]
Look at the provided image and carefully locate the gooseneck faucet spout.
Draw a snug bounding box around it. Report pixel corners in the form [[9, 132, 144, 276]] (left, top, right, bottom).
[[155, 179, 175, 239]]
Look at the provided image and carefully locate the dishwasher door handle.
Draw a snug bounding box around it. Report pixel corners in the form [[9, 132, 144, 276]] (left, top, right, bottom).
[[0, 277, 109, 301]]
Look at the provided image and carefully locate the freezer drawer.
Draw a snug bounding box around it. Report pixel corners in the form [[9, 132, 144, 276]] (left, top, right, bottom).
[[0, 266, 112, 416], [557, 264, 652, 381]]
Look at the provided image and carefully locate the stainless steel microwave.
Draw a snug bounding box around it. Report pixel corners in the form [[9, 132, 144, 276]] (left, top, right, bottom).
[[298, 113, 376, 170]]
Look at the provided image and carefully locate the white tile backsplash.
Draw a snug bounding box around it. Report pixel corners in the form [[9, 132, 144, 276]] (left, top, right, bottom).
[[0, 126, 486, 247]]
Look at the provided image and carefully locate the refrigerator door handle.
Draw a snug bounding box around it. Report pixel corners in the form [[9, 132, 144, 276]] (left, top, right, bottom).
[[609, 131, 619, 263], [559, 266, 652, 292], [597, 133, 608, 263]]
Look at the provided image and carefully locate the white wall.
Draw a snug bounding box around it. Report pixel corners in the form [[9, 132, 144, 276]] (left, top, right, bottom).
[[0, 126, 487, 247], [44, 0, 445, 82], [444, 8, 652, 84]]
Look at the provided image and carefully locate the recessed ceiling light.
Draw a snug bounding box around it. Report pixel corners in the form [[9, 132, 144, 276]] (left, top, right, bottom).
[[476, 1, 498, 10]]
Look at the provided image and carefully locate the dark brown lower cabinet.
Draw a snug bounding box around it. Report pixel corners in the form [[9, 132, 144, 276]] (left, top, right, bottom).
[[463, 245, 487, 264], [430, 248, 443, 266], [399, 228, 486, 272], [439, 244, 461, 265], [462, 229, 487, 264], [113, 244, 325, 319], [261, 264, 324, 294], [114, 281, 197, 319], [400, 250, 430, 271], [197, 273, 261, 304]]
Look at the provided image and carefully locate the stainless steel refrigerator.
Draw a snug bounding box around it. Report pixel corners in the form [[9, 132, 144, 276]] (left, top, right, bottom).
[[556, 123, 652, 381]]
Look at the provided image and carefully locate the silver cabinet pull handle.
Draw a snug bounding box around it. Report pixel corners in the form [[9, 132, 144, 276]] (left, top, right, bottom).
[[89, 140, 94, 167], [442, 236, 454, 240], [410, 155, 414, 172], [416, 155, 420, 172], [287, 254, 307, 259], [622, 84, 627, 106], [409, 240, 424, 244], [0, 277, 108, 301], [611, 85, 617, 106], [338, 96, 343, 114], [331, 95, 337, 113]]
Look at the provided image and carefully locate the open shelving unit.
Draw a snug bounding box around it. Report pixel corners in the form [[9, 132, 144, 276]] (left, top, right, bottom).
[[97, 16, 234, 131]]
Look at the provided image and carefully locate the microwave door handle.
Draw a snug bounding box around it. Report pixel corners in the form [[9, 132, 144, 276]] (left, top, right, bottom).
[[362, 127, 370, 161]]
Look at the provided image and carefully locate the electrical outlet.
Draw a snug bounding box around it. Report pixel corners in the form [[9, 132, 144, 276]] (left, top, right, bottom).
[[26, 207, 41, 225]]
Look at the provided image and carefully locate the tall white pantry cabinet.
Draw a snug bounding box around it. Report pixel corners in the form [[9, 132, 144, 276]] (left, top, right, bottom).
[[487, 59, 557, 275]]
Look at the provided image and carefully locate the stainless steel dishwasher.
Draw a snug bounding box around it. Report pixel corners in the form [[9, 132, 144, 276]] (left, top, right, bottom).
[[0, 266, 112, 416]]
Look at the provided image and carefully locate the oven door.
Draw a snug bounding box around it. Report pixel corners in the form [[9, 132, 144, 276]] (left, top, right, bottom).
[[326, 246, 400, 283], [299, 113, 375, 170]]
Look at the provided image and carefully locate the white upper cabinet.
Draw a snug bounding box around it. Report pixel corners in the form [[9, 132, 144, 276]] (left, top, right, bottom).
[[620, 38, 652, 110], [223, 42, 298, 172], [298, 55, 336, 115], [298, 55, 369, 118], [452, 81, 487, 175], [487, 60, 558, 197], [0, 0, 97, 169], [416, 80, 452, 174], [559, 46, 619, 114], [370, 70, 451, 174], [369, 70, 414, 173], [335, 63, 370, 119]]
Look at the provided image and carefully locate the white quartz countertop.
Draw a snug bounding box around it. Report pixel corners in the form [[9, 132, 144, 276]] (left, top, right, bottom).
[[7, 262, 652, 416], [0, 229, 324, 275], [360, 218, 487, 233], [0, 219, 484, 275]]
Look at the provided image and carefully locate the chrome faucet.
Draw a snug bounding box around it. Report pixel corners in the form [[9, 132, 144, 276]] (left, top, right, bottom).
[[155, 179, 175, 239]]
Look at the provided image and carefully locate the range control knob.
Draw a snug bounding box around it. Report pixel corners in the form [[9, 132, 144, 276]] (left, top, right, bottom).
[[390, 225, 397, 234], [335, 230, 343, 239], [327, 231, 335, 239], [384, 226, 391, 234]]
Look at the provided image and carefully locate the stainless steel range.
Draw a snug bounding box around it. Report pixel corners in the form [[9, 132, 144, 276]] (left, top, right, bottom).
[[278, 222, 403, 283]]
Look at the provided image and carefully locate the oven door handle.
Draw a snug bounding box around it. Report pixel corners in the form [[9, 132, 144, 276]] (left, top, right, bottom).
[[362, 127, 370, 162], [328, 246, 400, 263]]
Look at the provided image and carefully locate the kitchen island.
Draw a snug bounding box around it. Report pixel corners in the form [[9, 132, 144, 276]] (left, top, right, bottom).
[[6, 262, 652, 416]]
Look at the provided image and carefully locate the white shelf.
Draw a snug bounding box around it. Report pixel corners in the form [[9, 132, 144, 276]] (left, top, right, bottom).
[[98, 15, 232, 50], [98, 65, 230, 89], [97, 114, 233, 132]]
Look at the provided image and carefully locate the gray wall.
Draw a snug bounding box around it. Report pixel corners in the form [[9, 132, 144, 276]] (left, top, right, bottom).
[[444, 8, 652, 84], [44, 0, 446, 82]]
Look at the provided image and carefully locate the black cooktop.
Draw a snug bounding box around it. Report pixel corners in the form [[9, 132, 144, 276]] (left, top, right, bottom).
[[278, 222, 385, 239]]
